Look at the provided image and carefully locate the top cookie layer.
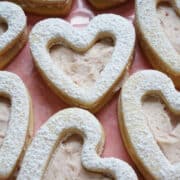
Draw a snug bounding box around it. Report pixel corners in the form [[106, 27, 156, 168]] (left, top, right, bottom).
[[0, 71, 31, 179], [13, 0, 69, 5], [135, 0, 180, 86], [18, 108, 137, 180], [30, 14, 135, 112], [120, 70, 180, 179], [0, 2, 26, 55], [9, 0, 72, 16]]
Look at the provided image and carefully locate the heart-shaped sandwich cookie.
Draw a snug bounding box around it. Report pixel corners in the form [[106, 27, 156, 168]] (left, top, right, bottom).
[[119, 70, 180, 179], [135, 0, 180, 88], [18, 108, 137, 180], [0, 1, 27, 69], [87, 0, 127, 10], [30, 14, 135, 112], [0, 71, 32, 179], [9, 0, 72, 16]]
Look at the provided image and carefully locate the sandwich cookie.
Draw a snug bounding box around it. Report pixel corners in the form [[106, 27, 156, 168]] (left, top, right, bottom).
[[0, 1, 27, 69], [0, 71, 33, 179], [18, 108, 137, 180], [30, 14, 135, 112], [119, 70, 180, 179], [135, 0, 180, 87]]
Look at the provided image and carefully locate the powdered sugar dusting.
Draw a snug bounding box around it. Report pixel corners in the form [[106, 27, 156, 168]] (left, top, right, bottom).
[[30, 14, 135, 111], [120, 70, 180, 179], [135, 0, 180, 73], [12, 0, 69, 5], [0, 71, 30, 179], [18, 108, 137, 180], [0, 2, 26, 55]]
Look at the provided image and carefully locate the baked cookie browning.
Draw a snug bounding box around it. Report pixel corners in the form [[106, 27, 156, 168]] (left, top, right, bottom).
[[50, 39, 114, 88]]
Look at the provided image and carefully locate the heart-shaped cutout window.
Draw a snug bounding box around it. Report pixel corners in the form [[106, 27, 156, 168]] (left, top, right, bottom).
[[30, 14, 135, 111], [0, 19, 7, 36], [0, 97, 10, 147], [157, 2, 180, 54], [50, 38, 114, 88], [142, 95, 180, 164], [43, 134, 111, 179], [120, 70, 180, 179]]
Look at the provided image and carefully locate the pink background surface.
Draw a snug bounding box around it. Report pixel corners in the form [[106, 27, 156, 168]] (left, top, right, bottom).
[[4, 0, 153, 178]]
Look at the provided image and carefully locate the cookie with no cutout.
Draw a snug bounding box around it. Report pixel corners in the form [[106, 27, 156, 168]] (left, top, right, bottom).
[[0, 1, 27, 69], [9, 0, 73, 16], [18, 108, 137, 180], [30, 14, 135, 112], [135, 0, 180, 88], [87, 0, 127, 10], [119, 70, 180, 179], [0, 71, 32, 179]]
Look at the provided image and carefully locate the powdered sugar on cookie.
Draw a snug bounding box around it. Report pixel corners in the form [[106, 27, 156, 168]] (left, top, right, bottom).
[[0, 71, 31, 179], [120, 70, 180, 179], [18, 108, 137, 180], [30, 14, 135, 111], [135, 0, 180, 87]]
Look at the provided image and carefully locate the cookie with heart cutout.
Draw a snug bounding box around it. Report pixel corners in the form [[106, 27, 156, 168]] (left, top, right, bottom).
[[29, 14, 135, 112], [119, 70, 180, 180], [135, 0, 180, 88], [0, 1, 27, 69], [0, 71, 33, 179], [9, 0, 73, 16], [18, 108, 137, 180], [87, 0, 127, 10]]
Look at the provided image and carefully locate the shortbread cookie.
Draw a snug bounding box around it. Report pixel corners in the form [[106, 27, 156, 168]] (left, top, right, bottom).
[[30, 14, 135, 112], [119, 70, 180, 180], [0, 2, 27, 68], [18, 108, 137, 180], [9, 0, 73, 16], [0, 71, 32, 179], [135, 0, 180, 88], [0, 1, 27, 69], [87, 0, 127, 10]]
